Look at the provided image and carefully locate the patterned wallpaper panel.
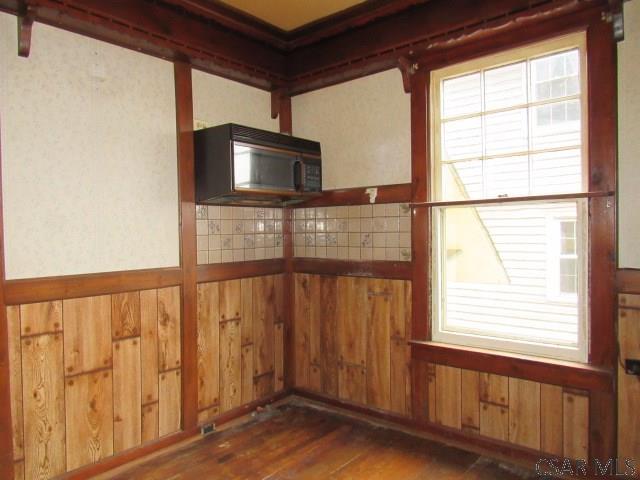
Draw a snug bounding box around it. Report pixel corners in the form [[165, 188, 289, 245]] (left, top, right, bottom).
[[196, 206, 284, 264], [293, 203, 411, 261]]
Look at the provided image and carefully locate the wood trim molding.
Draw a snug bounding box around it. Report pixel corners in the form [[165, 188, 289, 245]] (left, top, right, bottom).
[[0, 101, 14, 480], [617, 269, 640, 294], [297, 183, 411, 207], [174, 61, 198, 430], [196, 259, 285, 284], [410, 341, 613, 393], [0, 0, 286, 89], [292, 258, 411, 280], [291, 389, 544, 469], [3, 266, 183, 305]]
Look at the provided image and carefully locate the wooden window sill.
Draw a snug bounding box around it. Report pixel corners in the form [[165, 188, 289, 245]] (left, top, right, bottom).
[[409, 340, 613, 392]]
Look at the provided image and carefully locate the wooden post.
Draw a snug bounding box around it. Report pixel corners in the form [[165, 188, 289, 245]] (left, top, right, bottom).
[[174, 61, 198, 430]]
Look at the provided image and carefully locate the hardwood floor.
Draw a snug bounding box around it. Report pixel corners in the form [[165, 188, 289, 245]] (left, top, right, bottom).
[[106, 404, 536, 479]]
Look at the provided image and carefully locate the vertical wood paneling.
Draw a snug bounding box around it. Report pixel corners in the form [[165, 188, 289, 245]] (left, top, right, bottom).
[[338, 363, 366, 404], [253, 275, 275, 377], [540, 384, 563, 456], [479, 373, 509, 407], [140, 290, 159, 405], [274, 323, 284, 392], [157, 286, 181, 372], [308, 275, 321, 367], [220, 319, 242, 412], [294, 274, 310, 388], [241, 344, 254, 404], [390, 337, 410, 416], [240, 278, 253, 346], [480, 402, 509, 441], [274, 274, 285, 324], [63, 295, 112, 376], [461, 369, 480, 431], [435, 365, 461, 429], [7, 307, 23, 461], [22, 333, 66, 480], [390, 281, 410, 339], [427, 364, 436, 423], [19, 301, 62, 337], [113, 338, 142, 453], [563, 391, 589, 459], [508, 378, 540, 450], [309, 365, 322, 391], [141, 402, 159, 443], [159, 369, 182, 437], [319, 275, 338, 397], [197, 283, 219, 411], [13, 461, 24, 480], [619, 305, 640, 460], [337, 276, 367, 366], [219, 280, 241, 321], [197, 405, 220, 424], [254, 373, 275, 400], [65, 370, 114, 471], [111, 292, 141, 339], [366, 280, 391, 411]]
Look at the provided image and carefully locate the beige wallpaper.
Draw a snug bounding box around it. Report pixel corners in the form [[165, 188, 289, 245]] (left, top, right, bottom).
[[0, 13, 180, 279], [192, 69, 278, 132], [292, 69, 411, 190], [618, 1, 640, 269]]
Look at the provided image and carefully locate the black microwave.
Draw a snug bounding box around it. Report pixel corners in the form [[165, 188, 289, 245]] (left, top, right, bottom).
[[194, 124, 322, 206]]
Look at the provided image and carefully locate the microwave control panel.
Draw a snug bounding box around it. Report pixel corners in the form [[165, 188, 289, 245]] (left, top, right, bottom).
[[303, 162, 322, 192]]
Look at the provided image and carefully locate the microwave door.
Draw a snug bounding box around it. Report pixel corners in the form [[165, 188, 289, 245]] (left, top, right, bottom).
[[233, 143, 299, 193]]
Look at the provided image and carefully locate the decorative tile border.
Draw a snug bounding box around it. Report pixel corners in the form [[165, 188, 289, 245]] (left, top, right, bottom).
[[196, 206, 284, 264], [293, 203, 411, 261]]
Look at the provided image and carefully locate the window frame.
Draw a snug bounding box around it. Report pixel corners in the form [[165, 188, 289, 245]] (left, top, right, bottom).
[[428, 32, 591, 362]]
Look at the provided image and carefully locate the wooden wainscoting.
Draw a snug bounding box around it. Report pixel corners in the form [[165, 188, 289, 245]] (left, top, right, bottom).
[[196, 274, 286, 423], [618, 293, 640, 461], [292, 273, 412, 417], [7, 286, 182, 479], [414, 360, 590, 459]]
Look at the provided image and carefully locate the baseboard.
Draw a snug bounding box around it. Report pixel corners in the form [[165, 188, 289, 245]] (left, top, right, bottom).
[[61, 389, 292, 480], [290, 388, 544, 471]]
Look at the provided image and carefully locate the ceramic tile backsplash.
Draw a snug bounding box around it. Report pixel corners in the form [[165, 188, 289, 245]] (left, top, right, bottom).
[[196, 205, 284, 264], [293, 203, 411, 261]]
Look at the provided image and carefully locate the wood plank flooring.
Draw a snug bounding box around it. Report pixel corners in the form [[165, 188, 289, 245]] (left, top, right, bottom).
[[106, 405, 536, 479]]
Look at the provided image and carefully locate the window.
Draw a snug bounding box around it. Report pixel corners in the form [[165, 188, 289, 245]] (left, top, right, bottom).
[[431, 33, 588, 362]]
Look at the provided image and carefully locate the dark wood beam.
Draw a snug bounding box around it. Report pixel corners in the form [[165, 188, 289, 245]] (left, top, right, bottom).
[[0, 0, 286, 89], [174, 61, 198, 431], [17, 4, 34, 57], [286, 0, 601, 95]]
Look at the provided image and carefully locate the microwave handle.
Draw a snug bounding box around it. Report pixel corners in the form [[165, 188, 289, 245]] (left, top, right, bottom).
[[293, 159, 303, 192]]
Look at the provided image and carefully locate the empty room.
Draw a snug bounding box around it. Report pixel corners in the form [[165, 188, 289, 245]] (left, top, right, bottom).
[[0, 0, 639, 478]]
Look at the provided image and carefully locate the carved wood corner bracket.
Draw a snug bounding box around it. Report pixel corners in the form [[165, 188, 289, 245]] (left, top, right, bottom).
[[270, 88, 288, 119], [397, 56, 420, 94], [17, 2, 35, 58]]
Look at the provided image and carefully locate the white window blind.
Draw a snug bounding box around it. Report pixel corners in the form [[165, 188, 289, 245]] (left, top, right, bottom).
[[431, 33, 589, 362]]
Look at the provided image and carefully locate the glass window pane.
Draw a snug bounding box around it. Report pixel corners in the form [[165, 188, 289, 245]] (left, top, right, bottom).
[[442, 73, 482, 118], [484, 155, 529, 197], [531, 50, 580, 101], [561, 238, 576, 255], [485, 108, 528, 156], [442, 117, 482, 161], [441, 160, 483, 200], [530, 149, 582, 194], [436, 200, 583, 347], [484, 62, 527, 110], [531, 100, 581, 150]]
